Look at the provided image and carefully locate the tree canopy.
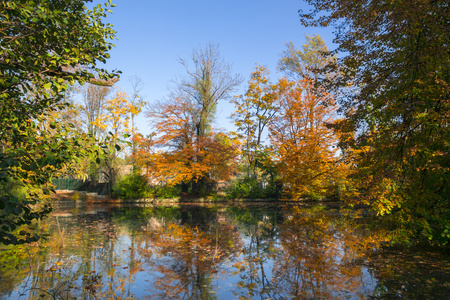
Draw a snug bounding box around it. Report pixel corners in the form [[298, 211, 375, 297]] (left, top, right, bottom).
[[0, 0, 119, 245], [300, 0, 450, 245]]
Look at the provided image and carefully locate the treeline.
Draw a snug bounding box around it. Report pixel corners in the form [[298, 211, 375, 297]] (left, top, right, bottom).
[[1, 0, 448, 247], [125, 39, 345, 202]]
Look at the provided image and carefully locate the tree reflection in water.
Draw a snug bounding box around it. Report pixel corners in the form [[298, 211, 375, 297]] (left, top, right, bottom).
[[269, 205, 376, 299], [0, 203, 448, 299], [138, 210, 243, 299]]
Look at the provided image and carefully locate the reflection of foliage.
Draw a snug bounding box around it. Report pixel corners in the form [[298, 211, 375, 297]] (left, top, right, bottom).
[[232, 223, 279, 299], [140, 219, 243, 299], [227, 205, 281, 299], [0, 210, 127, 299], [367, 249, 450, 299], [226, 205, 282, 230], [1, 204, 448, 299], [227, 205, 261, 225], [270, 206, 382, 299], [112, 206, 182, 232], [230, 205, 382, 299]]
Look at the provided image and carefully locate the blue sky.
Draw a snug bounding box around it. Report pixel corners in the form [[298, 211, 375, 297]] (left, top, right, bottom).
[[97, 0, 336, 135]]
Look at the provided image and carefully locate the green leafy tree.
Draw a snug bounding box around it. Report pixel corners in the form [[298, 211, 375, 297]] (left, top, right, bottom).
[[0, 0, 119, 245], [300, 0, 450, 245]]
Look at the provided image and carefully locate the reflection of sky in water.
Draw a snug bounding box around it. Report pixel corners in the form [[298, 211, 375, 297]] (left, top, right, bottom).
[[1, 204, 448, 299]]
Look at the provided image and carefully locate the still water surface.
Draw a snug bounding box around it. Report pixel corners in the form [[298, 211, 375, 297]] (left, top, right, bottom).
[[0, 203, 448, 299]]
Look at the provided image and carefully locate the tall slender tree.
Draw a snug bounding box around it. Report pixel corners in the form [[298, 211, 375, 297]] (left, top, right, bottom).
[[176, 43, 243, 138], [231, 65, 278, 178], [128, 76, 146, 169]]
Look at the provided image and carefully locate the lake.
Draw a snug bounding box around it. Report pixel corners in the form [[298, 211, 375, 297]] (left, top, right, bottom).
[[0, 202, 448, 299]]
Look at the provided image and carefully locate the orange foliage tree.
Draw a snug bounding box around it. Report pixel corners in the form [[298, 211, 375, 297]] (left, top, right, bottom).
[[140, 45, 241, 195], [269, 79, 347, 200], [131, 133, 155, 177], [145, 97, 239, 194]]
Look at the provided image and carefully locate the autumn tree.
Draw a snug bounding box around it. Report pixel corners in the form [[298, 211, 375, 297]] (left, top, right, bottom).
[[266, 35, 347, 200], [103, 91, 132, 145], [92, 90, 136, 191], [0, 0, 118, 245], [145, 44, 241, 195], [131, 133, 155, 177], [147, 97, 239, 195], [231, 65, 278, 178], [269, 79, 344, 200], [300, 0, 450, 244]]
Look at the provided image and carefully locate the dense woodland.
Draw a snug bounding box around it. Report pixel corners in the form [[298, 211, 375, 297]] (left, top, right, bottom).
[[0, 0, 448, 249]]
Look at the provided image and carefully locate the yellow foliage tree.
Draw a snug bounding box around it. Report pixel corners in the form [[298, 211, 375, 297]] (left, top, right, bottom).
[[231, 65, 278, 178], [91, 90, 135, 187]]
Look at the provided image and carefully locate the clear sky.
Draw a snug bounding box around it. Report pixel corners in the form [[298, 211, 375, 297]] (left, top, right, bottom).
[[97, 0, 336, 136]]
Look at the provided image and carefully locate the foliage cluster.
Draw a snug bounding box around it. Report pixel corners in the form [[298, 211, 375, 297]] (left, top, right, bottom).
[[226, 177, 279, 199], [112, 172, 181, 199], [112, 172, 151, 199], [0, 0, 119, 245]]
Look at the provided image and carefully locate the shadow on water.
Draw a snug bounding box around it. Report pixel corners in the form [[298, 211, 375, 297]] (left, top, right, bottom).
[[0, 202, 448, 299]]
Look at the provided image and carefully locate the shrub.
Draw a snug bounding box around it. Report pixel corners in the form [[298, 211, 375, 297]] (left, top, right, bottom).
[[226, 177, 279, 199], [151, 185, 181, 199], [112, 173, 152, 199]]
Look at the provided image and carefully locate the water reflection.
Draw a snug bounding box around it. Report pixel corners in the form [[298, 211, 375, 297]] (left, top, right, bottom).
[[0, 203, 448, 299]]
